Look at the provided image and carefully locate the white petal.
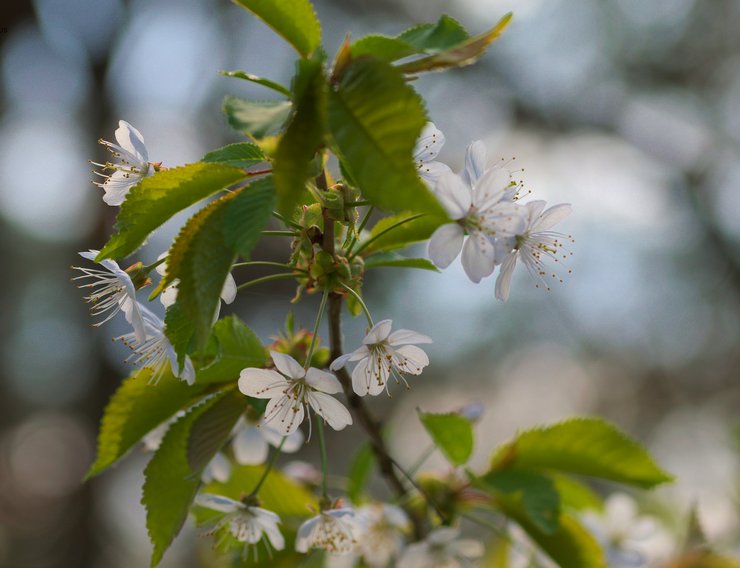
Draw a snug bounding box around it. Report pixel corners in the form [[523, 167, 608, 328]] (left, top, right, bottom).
[[260, 517, 286, 550], [329, 353, 352, 371], [115, 120, 149, 162], [121, 298, 147, 344], [461, 232, 496, 283], [261, 423, 304, 453], [481, 202, 526, 236], [394, 345, 429, 375], [434, 172, 471, 219], [307, 392, 352, 431], [363, 319, 392, 344], [204, 452, 231, 483], [418, 161, 452, 186], [413, 122, 445, 162], [428, 223, 464, 269], [238, 368, 287, 399], [180, 356, 195, 385], [533, 203, 572, 232], [232, 426, 269, 465], [295, 517, 320, 553], [351, 358, 372, 396], [159, 282, 179, 308], [103, 170, 138, 206], [195, 493, 242, 513], [525, 200, 547, 226], [387, 329, 433, 346], [305, 367, 343, 394], [155, 252, 168, 276], [462, 140, 487, 187], [473, 166, 511, 209], [495, 252, 518, 301], [448, 539, 485, 559], [270, 351, 305, 379], [264, 396, 305, 435], [220, 272, 237, 304], [352, 354, 388, 397], [427, 527, 459, 545]]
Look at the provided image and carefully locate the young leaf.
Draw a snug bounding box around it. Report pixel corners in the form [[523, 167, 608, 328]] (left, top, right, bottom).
[[219, 70, 292, 98], [490, 418, 674, 489], [350, 35, 419, 62], [223, 96, 293, 139], [202, 142, 267, 169], [360, 212, 445, 255], [96, 163, 246, 261], [479, 469, 561, 534], [397, 13, 512, 74], [327, 57, 447, 217], [364, 253, 440, 272], [419, 411, 474, 466], [347, 443, 375, 505], [143, 392, 229, 567], [552, 475, 603, 512], [397, 14, 469, 53], [86, 368, 206, 479], [195, 316, 267, 384], [223, 175, 276, 258], [273, 56, 326, 217], [232, 0, 321, 58]]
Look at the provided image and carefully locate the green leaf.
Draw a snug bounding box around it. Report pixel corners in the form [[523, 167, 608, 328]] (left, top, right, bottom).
[[361, 212, 446, 255], [480, 469, 560, 534], [219, 70, 292, 98], [96, 163, 246, 261], [490, 418, 674, 489], [273, 57, 326, 217], [187, 388, 247, 473], [350, 35, 419, 62], [204, 464, 318, 518], [347, 443, 375, 504], [364, 253, 440, 272], [552, 475, 603, 512], [164, 302, 196, 372], [143, 392, 228, 567], [223, 96, 293, 139], [202, 142, 266, 169], [397, 13, 512, 74], [232, 0, 321, 58], [397, 15, 470, 53], [86, 368, 206, 479], [419, 411, 474, 466], [196, 316, 267, 385], [327, 57, 447, 217], [223, 176, 276, 258]]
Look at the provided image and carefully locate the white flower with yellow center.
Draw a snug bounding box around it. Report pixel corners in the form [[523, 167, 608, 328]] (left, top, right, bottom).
[[238, 352, 352, 435], [494, 200, 573, 301], [92, 120, 156, 206], [330, 319, 432, 397], [295, 508, 364, 555], [397, 527, 484, 568], [414, 122, 451, 186]]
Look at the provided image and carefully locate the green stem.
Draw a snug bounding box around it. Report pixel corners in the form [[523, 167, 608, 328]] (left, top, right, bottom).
[[261, 230, 298, 237], [232, 261, 305, 272], [247, 436, 287, 499], [389, 456, 447, 524], [236, 273, 297, 291], [346, 205, 375, 253], [271, 211, 302, 230], [305, 288, 330, 369], [345, 200, 373, 207], [143, 256, 167, 273], [339, 283, 374, 327], [316, 415, 330, 501], [349, 213, 424, 259], [408, 443, 436, 477]]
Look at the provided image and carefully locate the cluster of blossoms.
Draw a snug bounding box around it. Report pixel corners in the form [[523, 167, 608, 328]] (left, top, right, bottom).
[[415, 123, 573, 300]]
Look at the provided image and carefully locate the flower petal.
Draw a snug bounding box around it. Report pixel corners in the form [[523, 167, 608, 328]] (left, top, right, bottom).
[[473, 166, 510, 209], [413, 122, 445, 162], [305, 367, 343, 394], [434, 172, 471, 219], [295, 516, 320, 553], [195, 493, 243, 513], [462, 140, 487, 187], [262, 423, 304, 453], [533, 203, 572, 232], [461, 231, 496, 283], [329, 353, 351, 371], [495, 252, 518, 301], [307, 392, 353, 431], [387, 329, 433, 346], [264, 396, 305, 435], [363, 319, 392, 344], [238, 368, 287, 399], [270, 351, 305, 379], [232, 426, 269, 465], [159, 282, 179, 308], [220, 272, 237, 304], [418, 160, 452, 186], [115, 120, 149, 162], [428, 223, 464, 269], [393, 345, 429, 375]]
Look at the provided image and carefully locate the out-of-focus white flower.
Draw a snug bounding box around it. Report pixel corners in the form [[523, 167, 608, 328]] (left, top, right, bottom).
[[238, 352, 352, 435], [201, 451, 232, 484], [73, 250, 146, 343], [355, 503, 410, 567], [295, 508, 364, 555], [428, 167, 525, 283], [116, 302, 195, 385], [92, 120, 156, 206], [155, 252, 236, 310], [330, 319, 432, 397], [414, 122, 452, 187], [398, 527, 484, 568], [231, 417, 304, 466], [582, 494, 675, 568], [494, 200, 572, 302], [282, 460, 322, 486], [195, 493, 285, 552]]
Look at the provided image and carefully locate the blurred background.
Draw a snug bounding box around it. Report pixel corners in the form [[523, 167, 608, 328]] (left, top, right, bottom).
[[0, 0, 738, 566]]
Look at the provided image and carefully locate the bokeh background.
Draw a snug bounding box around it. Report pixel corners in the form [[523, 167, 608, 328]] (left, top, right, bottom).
[[1, 0, 739, 566]]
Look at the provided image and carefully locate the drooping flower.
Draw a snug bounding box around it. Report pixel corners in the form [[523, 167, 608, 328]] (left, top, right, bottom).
[[330, 319, 432, 397], [295, 508, 364, 555], [73, 250, 147, 343], [238, 352, 352, 435], [414, 122, 451, 186], [116, 302, 195, 385], [397, 527, 484, 568], [195, 493, 285, 553], [92, 120, 156, 206], [428, 167, 525, 283], [494, 200, 573, 302], [231, 416, 304, 466], [155, 252, 237, 309]]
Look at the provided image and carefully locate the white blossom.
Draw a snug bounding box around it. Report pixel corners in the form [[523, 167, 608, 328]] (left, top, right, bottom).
[[73, 250, 146, 343], [414, 122, 451, 186], [201, 451, 231, 484], [238, 351, 352, 435], [155, 251, 236, 309], [428, 165, 525, 283], [398, 527, 484, 568], [195, 493, 285, 552], [92, 120, 155, 206], [356, 503, 410, 567], [295, 508, 364, 555], [330, 319, 432, 397], [116, 302, 195, 385], [494, 200, 573, 302], [231, 416, 304, 466]]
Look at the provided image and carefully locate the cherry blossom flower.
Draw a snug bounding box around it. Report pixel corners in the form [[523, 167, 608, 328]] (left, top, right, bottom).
[[414, 122, 451, 186], [73, 250, 146, 343], [201, 452, 231, 484], [295, 508, 364, 555], [330, 319, 432, 397], [397, 527, 484, 568], [195, 493, 285, 553], [428, 168, 525, 283], [355, 503, 410, 567], [238, 351, 352, 435], [494, 200, 573, 301], [116, 302, 195, 385], [92, 120, 156, 206], [155, 252, 236, 309], [231, 417, 304, 466]]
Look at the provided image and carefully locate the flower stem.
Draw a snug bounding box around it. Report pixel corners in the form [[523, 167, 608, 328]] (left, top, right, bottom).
[[232, 260, 305, 272], [316, 415, 330, 501], [142, 257, 167, 273], [339, 283, 374, 327], [305, 288, 330, 370], [247, 436, 287, 500], [345, 205, 374, 253], [236, 273, 297, 291]]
